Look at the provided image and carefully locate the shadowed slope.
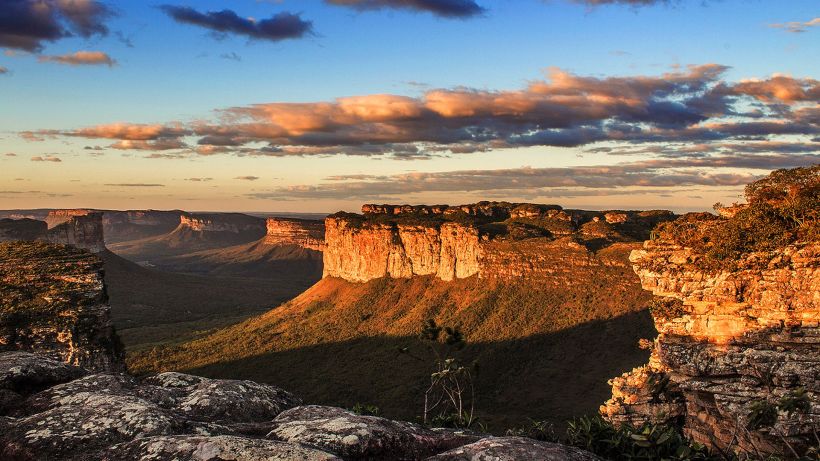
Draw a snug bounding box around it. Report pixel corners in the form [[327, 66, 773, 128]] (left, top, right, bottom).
[[130, 242, 656, 431]]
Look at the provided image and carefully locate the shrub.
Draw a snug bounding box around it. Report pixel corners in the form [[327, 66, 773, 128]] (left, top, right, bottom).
[[565, 416, 720, 460], [648, 298, 686, 321], [656, 166, 819, 270]]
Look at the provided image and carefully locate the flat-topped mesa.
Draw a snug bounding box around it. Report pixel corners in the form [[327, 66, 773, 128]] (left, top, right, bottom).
[[45, 208, 93, 228], [263, 217, 325, 251], [0, 218, 48, 242], [46, 212, 106, 253], [178, 213, 266, 234], [324, 203, 675, 282], [0, 241, 124, 372]]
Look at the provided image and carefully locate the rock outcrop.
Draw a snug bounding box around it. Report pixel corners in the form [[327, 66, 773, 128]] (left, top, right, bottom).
[[264, 217, 325, 251], [0, 241, 123, 372], [0, 219, 47, 242], [601, 240, 820, 455], [179, 213, 266, 234], [46, 212, 106, 253], [0, 352, 600, 461], [44, 209, 93, 228], [324, 203, 674, 282]]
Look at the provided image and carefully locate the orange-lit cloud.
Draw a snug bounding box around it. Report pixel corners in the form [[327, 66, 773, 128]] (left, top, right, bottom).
[[769, 17, 820, 33], [38, 51, 117, 67]]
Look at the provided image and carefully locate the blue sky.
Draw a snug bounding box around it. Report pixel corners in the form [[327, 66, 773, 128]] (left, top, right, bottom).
[[0, 0, 818, 212]]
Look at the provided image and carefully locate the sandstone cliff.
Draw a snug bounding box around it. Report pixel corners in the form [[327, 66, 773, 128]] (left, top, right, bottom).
[[323, 203, 674, 282], [179, 213, 266, 234], [46, 212, 106, 253], [601, 240, 820, 455], [264, 217, 325, 251], [0, 241, 124, 372]]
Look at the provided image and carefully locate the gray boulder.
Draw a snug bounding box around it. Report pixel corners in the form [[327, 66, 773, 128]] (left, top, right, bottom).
[[104, 435, 341, 461], [268, 405, 479, 460], [426, 437, 603, 461]]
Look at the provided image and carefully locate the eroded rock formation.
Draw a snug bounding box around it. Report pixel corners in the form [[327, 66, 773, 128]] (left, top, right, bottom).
[[0, 242, 123, 372], [264, 217, 325, 251], [601, 240, 820, 455], [324, 203, 674, 282], [46, 212, 106, 253]]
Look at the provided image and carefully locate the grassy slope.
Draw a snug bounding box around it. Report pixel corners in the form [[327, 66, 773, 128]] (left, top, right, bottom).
[[108, 225, 265, 262], [129, 242, 656, 431], [102, 251, 319, 350]]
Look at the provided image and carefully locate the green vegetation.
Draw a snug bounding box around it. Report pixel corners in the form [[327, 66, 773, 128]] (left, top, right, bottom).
[[656, 166, 819, 270], [565, 416, 720, 460]]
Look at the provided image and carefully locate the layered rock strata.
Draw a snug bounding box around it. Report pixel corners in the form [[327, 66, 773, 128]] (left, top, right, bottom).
[[46, 212, 106, 253], [0, 242, 123, 371], [324, 203, 674, 282], [601, 241, 820, 455], [264, 217, 325, 251]]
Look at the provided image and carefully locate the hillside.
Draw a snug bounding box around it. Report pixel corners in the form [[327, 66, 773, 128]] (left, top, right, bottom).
[[130, 240, 657, 431], [101, 250, 317, 350]]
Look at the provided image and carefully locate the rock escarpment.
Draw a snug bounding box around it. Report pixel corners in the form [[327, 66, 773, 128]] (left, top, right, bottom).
[[179, 213, 266, 235], [601, 240, 820, 455], [264, 217, 325, 251], [324, 203, 674, 282], [0, 241, 123, 372], [46, 212, 106, 253]]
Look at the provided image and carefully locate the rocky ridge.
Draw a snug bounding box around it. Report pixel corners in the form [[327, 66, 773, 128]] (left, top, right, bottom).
[[178, 213, 266, 234], [324, 203, 674, 282], [601, 239, 820, 455]]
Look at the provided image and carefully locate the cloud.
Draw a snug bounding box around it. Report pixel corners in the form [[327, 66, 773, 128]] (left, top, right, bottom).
[[103, 183, 165, 187], [570, 0, 672, 6], [185, 177, 213, 182], [160, 6, 312, 42], [220, 52, 241, 62], [325, 0, 485, 18], [30, 155, 61, 162], [769, 17, 820, 34], [0, 66, 8, 75], [234, 176, 260, 181], [38, 50, 116, 67], [4, 153, 16, 157], [27, 65, 820, 162], [249, 153, 819, 201], [0, 0, 113, 51]]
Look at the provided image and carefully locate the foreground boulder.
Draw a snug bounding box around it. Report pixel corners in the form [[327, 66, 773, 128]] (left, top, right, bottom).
[[428, 437, 603, 461], [268, 405, 479, 460], [104, 435, 341, 461]]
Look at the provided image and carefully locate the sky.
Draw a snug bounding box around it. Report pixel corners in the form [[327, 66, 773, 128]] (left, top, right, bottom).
[[0, 0, 818, 213]]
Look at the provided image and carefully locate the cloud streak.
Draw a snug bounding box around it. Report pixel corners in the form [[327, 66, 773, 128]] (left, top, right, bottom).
[[249, 153, 819, 201], [0, 0, 113, 51], [325, 0, 485, 18], [38, 50, 116, 67], [769, 17, 820, 34], [30, 155, 62, 162], [160, 6, 312, 42]]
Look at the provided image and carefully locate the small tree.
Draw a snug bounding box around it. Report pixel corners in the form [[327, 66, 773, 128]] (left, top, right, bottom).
[[400, 319, 479, 428]]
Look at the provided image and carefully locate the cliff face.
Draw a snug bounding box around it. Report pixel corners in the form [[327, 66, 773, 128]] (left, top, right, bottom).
[[264, 217, 325, 251], [44, 209, 92, 228], [323, 219, 481, 282], [601, 241, 820, 455], [323, 203, 673, 282], [178, 213, 266, 234], [46, 212, 106, 253], [0, 241, 124, 372]]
